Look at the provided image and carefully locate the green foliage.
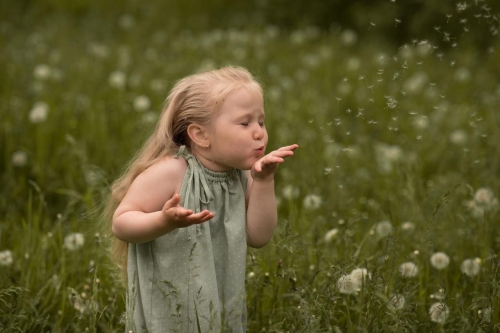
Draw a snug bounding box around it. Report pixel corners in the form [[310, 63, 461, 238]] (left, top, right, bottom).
[[1, 0, 500, 332]]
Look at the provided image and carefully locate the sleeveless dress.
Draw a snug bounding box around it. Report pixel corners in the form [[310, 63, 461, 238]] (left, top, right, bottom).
[[126, 146, 248, 333]]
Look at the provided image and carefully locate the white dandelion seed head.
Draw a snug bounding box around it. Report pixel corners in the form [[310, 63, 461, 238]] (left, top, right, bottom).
[[108, 71, 127, 89], [449, 129, 468, 145], [119, 14, 136, 30], [33, 64, 52, 80], [430, 252, 450, 270], [303, 194, 322, 210], [337, 82, 352, 95], [416, 42, 432, 57], [460, 258, 481, 277], [349, 268, 371, 287], [12, 151, 28, 167], [403, 72, 428, 94], [388, 294, 406, 311], [337, 274, 358, 294], [324, 228, 339, 243], [282, 185, 300, 200], [479, 307, 492, 323], [474, 188, 498, 209], [340, 29, 358, 46], [64, 233, 85, 251], [429, 302, 450, 324], [399, 261, 419, 278], [454, 67, 471, 82], [431, 290, 446, 300], [413, 116, 429, 130], [0, 250, 14, 266], [346, 57, 361, 71], [375, 220, 393, 238], [29, 101, 49, 123], [133, 95, 151, 112], [247, 271, 255, 279], [400, 221, 416, 231]]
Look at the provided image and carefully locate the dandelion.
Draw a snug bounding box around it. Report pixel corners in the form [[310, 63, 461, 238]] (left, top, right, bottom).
[[119, 14, 135, 30], [413, 116, 429, 130], [460, 258, 481, 277], [0, 250, 13, 266], [282, 185, 300, 200], [64, 233, 85, 251], [303, 194, 321, 210], [324, 228, 339, 243], [449, 129, 467, 145], [388, 294, 405, 311], [474, 188, 498, 208], [399, 262, 419, 278], [12, 151, 28, 167], [33, 64, 51, 80], [375, 220, 393, 237], [247, 272, 255, 279], [29, 101, 49, 123], [374, 142, 404, 173], [339, 29, 358, 46], [429, 302, 449, 324], [346, 57, 361, 71], [403, 72, 428, 94], [108, 71, 127, 89], [479, 307, 491, 323], [349, 268, 371, 287], [400, 221, 415, 231], [430, 252, 450, 270], [133, 95, 151, 112], [337, 274, 357, 294]]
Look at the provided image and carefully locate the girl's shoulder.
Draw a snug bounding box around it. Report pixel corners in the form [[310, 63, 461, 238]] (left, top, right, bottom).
[[147, 155, 188, 180]]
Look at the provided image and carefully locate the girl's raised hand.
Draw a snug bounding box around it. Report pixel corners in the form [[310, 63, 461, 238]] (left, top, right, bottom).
[[162, 193, 214, 229], [251, 144, 298, 182]]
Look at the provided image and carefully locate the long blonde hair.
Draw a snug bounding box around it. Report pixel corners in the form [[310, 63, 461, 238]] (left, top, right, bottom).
[[104, 66, 262, 281]]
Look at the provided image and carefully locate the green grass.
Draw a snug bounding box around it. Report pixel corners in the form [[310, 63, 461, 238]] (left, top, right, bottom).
[[1, 2, 500, 332]]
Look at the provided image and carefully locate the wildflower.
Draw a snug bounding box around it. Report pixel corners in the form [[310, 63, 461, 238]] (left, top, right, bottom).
[[108, 71, 127, 89], [400, 221, 415, 232], [282, 185, 300, 200], [12, 151, 28, 167], [29, 102, 49, 123], [399, 262, 419, 278], [460, 258, 481, 277], [474, 188, 498, 208], [64, 233, 85, 251], [388, 294, 405, 311], [413, 116, 429, 130], [340, 29, 358, 46], [33, 64, 51, 80], [337, 274, 357, 294], [303, 194, 321, 210], [133, 95, 151, 112], [247, 272, 255, 279], [374, 142, 404, 173], [449, 129, 467, 145], [324, 228, 339, 243], [430, 252, 450, 270], [430, 290, 445, 300], [375, 220, 393, 237], [349, 268, 371, 287], [479, 307, 491, 323], [429, 302, 449, 324], [0, 250, 13, 266]]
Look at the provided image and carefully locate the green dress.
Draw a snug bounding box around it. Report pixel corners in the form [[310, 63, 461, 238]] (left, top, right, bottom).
[[126, 146, 248, 333]]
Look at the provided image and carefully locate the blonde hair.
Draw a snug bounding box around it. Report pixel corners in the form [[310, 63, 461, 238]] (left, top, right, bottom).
[[104, 66, 262, 281]]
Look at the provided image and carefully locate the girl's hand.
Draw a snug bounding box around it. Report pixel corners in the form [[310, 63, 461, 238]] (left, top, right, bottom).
[[251, 144, 298, 182], [162, 193, 214, 229]]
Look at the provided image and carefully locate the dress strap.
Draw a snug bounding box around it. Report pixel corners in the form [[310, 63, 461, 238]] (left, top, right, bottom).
[[174, 145, 214, 215]]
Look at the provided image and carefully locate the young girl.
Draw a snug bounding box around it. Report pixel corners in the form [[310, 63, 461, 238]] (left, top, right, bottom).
[[109, 66, 297, 332]]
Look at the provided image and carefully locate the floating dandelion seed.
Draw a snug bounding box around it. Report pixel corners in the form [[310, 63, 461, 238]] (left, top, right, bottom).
[[388, 294, 405, 311], [429, 302, 450, 324], [460, 258, 481, 277], [324, 228, 339, 243], [303, 194, 322, 210], [133, 95, 151, 112], [12, 151, 28, 167], [29, 101, 49, 123], [399, 262, 419, 278], [0, 250, 13, 266], [64, 233, 85, 251], [108, 71, 127, 89], [430, 252, 450, 270], [375, 220, 393, 237]]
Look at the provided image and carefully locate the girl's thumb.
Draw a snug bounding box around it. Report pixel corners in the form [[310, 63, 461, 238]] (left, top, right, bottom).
[[164, 194, 180, 210]]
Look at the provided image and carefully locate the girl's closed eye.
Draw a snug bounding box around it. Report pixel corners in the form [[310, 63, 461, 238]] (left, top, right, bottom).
[[240, 122, 249, 127]]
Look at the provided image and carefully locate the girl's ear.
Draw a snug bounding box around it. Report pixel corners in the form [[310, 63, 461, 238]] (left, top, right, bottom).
[[187, 123, 210, 148]]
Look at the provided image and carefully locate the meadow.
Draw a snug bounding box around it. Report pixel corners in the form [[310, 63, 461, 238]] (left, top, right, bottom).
[[1, 1, 500, 332]]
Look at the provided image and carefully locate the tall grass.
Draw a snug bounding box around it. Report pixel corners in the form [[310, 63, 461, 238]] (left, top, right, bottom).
[[1, 1, 500, 332]]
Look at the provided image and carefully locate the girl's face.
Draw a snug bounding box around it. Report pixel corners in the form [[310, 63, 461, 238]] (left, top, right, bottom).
[[202, 86, 268, 171]]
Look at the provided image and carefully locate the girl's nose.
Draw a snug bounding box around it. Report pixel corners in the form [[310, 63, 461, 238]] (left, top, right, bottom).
[[253, 126, 265, 140]]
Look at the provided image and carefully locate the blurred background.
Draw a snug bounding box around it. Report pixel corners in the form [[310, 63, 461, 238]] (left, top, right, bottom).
[[1, 0, 500, 332]]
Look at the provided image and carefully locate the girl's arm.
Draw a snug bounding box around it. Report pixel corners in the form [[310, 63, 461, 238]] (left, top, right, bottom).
[[112, 157, 214, 243], [245, 144, 298, 248]]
